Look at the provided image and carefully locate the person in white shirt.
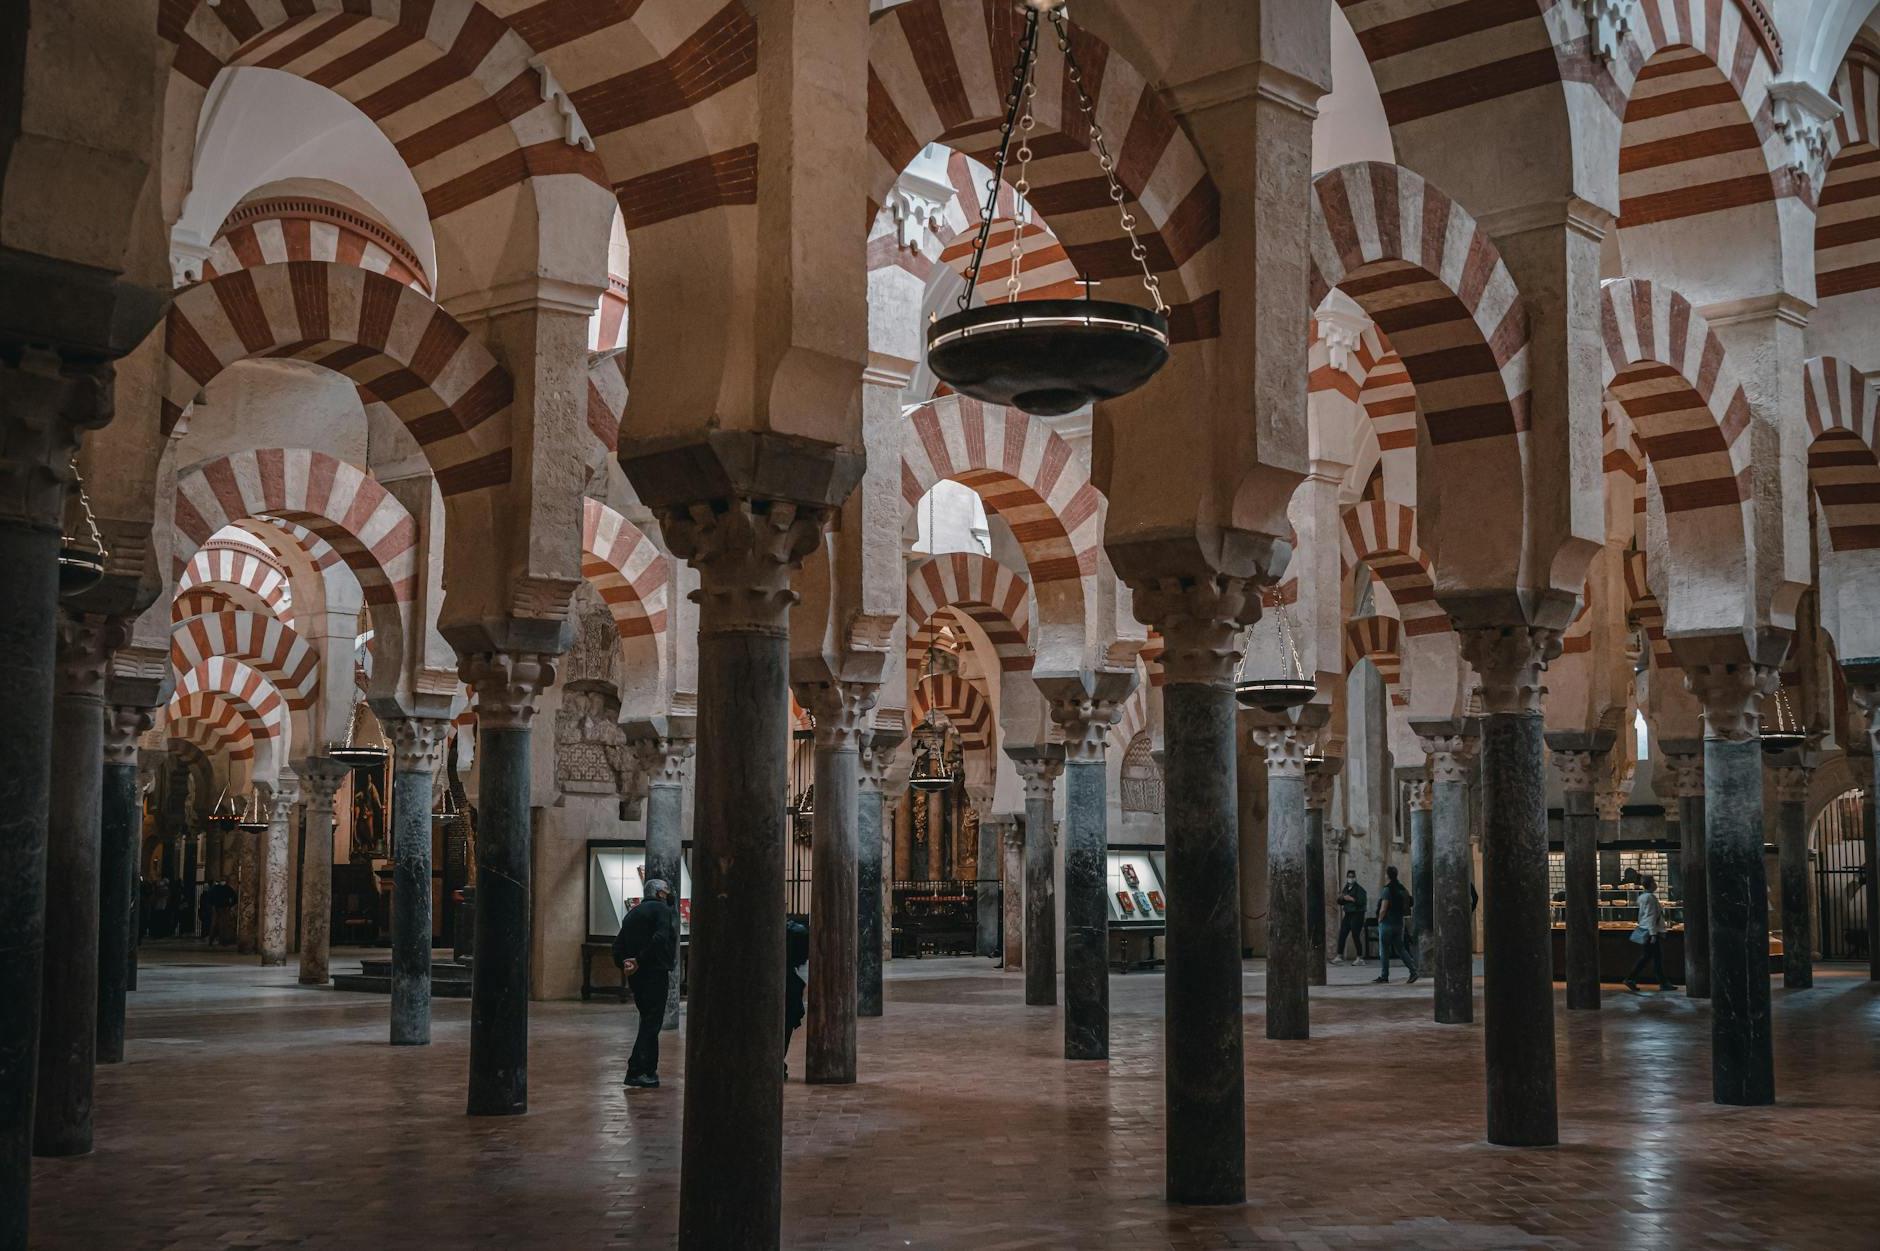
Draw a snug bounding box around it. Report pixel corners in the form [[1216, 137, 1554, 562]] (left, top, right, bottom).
[[1624, 874, 1676, 992]]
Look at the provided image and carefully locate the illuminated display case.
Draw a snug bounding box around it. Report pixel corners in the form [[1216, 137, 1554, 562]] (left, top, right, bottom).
[[587, 840, 693, 943], [1107, 848, 1167, 928]]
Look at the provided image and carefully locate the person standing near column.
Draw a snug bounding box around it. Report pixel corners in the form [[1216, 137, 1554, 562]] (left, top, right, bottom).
[[615, 878, 678, 1088], [1374, 865, 1419, 984], [1623, 874, 1671, 992], [1332, 869, 1366, 965]]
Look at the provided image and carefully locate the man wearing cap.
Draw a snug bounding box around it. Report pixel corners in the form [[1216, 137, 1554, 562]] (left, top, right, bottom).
[[613, 877, 680, 1088]]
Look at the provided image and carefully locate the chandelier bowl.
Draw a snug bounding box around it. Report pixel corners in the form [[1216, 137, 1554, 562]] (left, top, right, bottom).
[[58, 545, 106, 597], [927, 299, 1170, 417], [1759, 729, 1807, 756], [1234, 677, 1318, 713]]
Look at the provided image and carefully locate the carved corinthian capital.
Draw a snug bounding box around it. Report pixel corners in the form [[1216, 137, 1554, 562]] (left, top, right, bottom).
[[1550, 749, 1604, 795], [1035, 670, 1134, 763], [1008, 749, 1064, 799], [1406, 779, 1433, 813], [0, 348, 114, 529], [299, 757, 350, 811], [56, 611, 128, 700], [385, 716, 451, 775], [1458, 625, 1561, 716], [656, 498, 830, 636], [1767, 763, 1812, 805], [859, 729, 904, 795], [104, 704, 155, 766], [1417, 733, 1476, 787], [793, 678, 880, 752], [1684, 663, 1777, 744], [1128, 575, 1264, 687], [460, 652, 557, 731], [1252, 725, 1309, 779]]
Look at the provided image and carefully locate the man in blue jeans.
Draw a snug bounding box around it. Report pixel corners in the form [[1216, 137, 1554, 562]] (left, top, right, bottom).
[[1374, 865, 1419, 984]]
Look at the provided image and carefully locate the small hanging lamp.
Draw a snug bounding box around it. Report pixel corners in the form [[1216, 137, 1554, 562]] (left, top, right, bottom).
[[1759, 676, 1808, 755], [207, 787, 241, 833], [1235, 586, 1317, 712], [431, 782, 460, 822], [236, 791, 270, 834], [328, 699, 390, 768], [58, 455, 108, 597], [924, 0, 1169, 417]]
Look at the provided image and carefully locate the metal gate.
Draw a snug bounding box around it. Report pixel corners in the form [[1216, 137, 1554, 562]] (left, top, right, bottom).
[[1811, 787, 1872, 962]]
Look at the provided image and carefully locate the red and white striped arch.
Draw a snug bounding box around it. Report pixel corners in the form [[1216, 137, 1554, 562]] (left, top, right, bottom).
[[1622, 547, 1677, 671], [1820, 45, 1880, 299], [592, 275, 630, 353], [175, 657, 289, 739], [930, 150, 1079, 300], [1344, 615, 1406, 707], [905, 552, 1032, 681], [1612, 1, 1790, 229], [1332, 0, 1566, 133], [163, 692, 258, 768], [201, 197, 429, 291], [176, 542, 296, 626], [585, 350, 630, 454], [1801, 355, 1880, 552], [1310, 162, 1531, 449], [1602, 399, 1649, 519], [868, 0, 1221, 342], [164, 263, 514, 496], [173, 449, 419, 611], [172, 611, 320, 712], [1340, 500, 1450, 637], [580, 498, 669, 644], [912, 671, 995, 758], [1109, 681, 1151, 754], [1598, 278, 1754, 520]]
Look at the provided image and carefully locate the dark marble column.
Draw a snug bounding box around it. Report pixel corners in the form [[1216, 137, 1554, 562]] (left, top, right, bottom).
[[1661, 744, 1709, 999], [653, 497, 833, 1251], [627, 719, 696, 1031], [460, 653, 555, 1115], [1304, 763, 1334, 987], [999, 818, 1024, 971], [1008, 748, 1063, 1007], [790, 674, 877, 1085], [1130, 583, 1259, 1205], [1596, 787, 1625, 888], [1254, 723, 1310, 1041], [1408, 778, 1435, 973], [971, 786, 1000, 958], [234, 817, 260, 956], [856, 730, 900, 1017], [1458, 626, 1561, 1147], [385, 718, 448, 1046], [296, 759, 348, 986], [259, 774, 296, 967], [34, 614, 121, 1157], [1844, 684, 1880, 983], [97, 705, 152, 1065], [1686, 663, 1776, 1107], [1768, 761, 1813, 990], [1038, 671, 1132, 1062], [1418, 728, 1478, 1024], [1546, 737, 1610, 1011]]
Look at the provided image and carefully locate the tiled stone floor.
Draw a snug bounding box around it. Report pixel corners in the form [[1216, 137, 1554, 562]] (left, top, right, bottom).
[[29, 945, 1880, 1249]]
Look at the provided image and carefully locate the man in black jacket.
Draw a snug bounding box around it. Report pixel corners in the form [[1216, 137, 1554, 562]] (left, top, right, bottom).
[[613, 878, 678, 1088]]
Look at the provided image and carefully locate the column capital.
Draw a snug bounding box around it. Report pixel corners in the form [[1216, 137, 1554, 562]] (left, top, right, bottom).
[[385, 715, 451, 775], [1659, 744, 1705, 798], [996, 815, 1026, 850], [56, 610, 127, 699], [792, 676, 880, 752], [859, 728, 904, 794], [1843, 669, 1880, 755], [1305, 768, 1335, 811], [459, 651, 557, 731], [1416, 731, 1478, 786], [1251, 724, 1309, 779], [1684, 662, 1777, 743], [1595, 787, 1625, 824], [1126, 575, 1264, 687], [1546, 741, 1607, 795], [1406, 778, 1433, 812], [1034, 670, 1134, 763], [1767, 762, 1813, 805], [1458, 625, 1561, 715], [104, 703, 155, 766], [629, 732, 695, 786], [263, 772, 301, 810], [298, 757, 350, 809], [657, 497, 830, 636], [965, 783, 996, 815], [1007, 746, 1065, 798], [0, 348, 114, 529]]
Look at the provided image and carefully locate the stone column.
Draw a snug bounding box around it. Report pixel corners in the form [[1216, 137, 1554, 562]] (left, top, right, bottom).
[[1547, 738, 1609, 1011], [1008, 749, 1064, 1007], [1253, 723, 1310, 1041], [1458, 626, 1561, 1147], [999, 818, 1025, 971], [34, 614, 121, 1157], [1595, 785, 1625, 888], [1304, 764, 1334, 986], [1407, 778, 1435, 973], [1844, 683, 1880, 984], [385, 717, 449, 1046], [658, 498, 830, 1250], [1661, 744, 1709, 999], [970, 785, 1000, 958], [297, 758, 348, 986], [856, 730, 900, 1017], [459, 653, 555, 1115], [259, 774, 297, 968], [1685, 663, 1776, 1107], [790, 676, 877, 1086], [97, 705, 151, 1065], [235, 815, 261, 956], [1419, 729, 1478, 1024], [1768, 760, 1813, 991], [1037, 673, 1131, 1061], [627, 719, 695, 1030]]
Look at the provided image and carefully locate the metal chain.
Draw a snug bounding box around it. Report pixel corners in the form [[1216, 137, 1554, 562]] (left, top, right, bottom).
[[1005, 61, 1038, 304], [67, 454, 107, 556], [958, 8, 1044, 311], [1046, 9, 1167, 314]]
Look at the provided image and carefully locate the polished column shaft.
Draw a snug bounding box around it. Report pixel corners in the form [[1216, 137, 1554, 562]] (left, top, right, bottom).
[[856, 731, 898, 1018], [297, 761, 347, 987], [1304, 769, 1331, 987], [97, 706, 151, 1065], [1009, 751, 1062, 1007], [1548, 740, 1608, 1012], [974, 799, 1001, 958], [1256, 725, 1310, 1041], [387, 718, 448, 1046], [1662, 747, 1710, 1000], [1770, 764, 1812, 990], [259, 776, 295, 967], [1061, 756, 1109, 1059], [629, 722, 694, 1032], [1408, 783, 1435, 974], [1000, 820, 1024, 971], [1423, 733, 1477, 1025]]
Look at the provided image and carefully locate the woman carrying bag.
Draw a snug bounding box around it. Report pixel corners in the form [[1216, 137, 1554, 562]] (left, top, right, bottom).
[[1624, 873, 1676, 992]]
